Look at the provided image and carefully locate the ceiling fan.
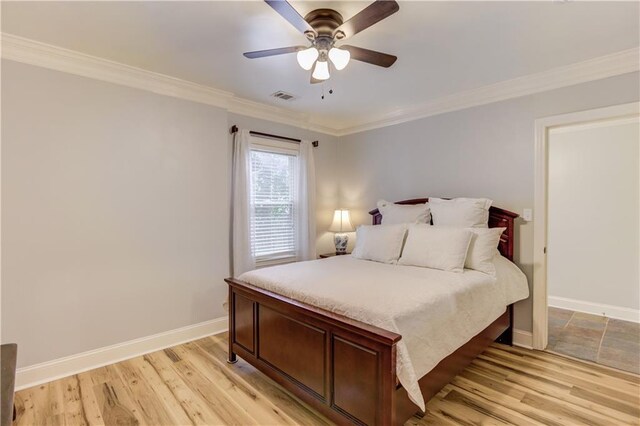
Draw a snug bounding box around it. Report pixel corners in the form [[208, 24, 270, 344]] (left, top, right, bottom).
[[243, 0, 399, 83]]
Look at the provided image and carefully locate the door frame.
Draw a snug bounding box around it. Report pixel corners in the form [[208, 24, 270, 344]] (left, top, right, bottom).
[[532, 101, 640, 350]]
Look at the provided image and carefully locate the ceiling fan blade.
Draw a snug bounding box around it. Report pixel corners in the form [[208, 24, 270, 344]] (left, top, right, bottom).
[[342, 45, 397, 68], [264, 0, 316, 36], [243, 46, 305, 59], [334, 0, 399, 40]]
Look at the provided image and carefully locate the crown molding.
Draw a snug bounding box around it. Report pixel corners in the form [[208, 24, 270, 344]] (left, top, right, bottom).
[[336, 47, 640, 135], [1, 33, 339, 136], [2, 32, 637, 137], [1, 32, 233, 109], [227, 96, 337, 136]]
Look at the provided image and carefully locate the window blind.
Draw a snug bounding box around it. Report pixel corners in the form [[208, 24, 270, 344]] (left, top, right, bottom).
[[250, 149, 298, 260]]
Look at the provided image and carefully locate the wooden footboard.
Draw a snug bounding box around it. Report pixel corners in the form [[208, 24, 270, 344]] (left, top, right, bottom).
[[226, 278, 402, 425], [226, 278, 512, 425]]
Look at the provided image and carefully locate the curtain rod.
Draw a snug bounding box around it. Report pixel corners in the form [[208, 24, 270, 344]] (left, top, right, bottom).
[[230, 125, 319, 147]]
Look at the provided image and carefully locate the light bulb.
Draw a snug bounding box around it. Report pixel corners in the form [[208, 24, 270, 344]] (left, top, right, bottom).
[[296, 47, 319, 70], [312, 60, 330, 80], [328, 47, 350, 70]]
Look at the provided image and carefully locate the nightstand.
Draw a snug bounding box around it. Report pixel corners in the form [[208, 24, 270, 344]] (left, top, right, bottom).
[[319, 252, 351, 259]]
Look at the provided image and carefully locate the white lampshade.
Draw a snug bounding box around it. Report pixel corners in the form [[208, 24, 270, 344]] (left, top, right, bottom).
[[312, 60, 330, 80], [296, 47, 319, 70], [329, 209, 354, 232], [328, 47, 350, 71]]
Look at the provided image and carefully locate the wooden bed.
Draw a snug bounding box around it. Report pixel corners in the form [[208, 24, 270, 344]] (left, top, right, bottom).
[[225, 198, 519, 425]]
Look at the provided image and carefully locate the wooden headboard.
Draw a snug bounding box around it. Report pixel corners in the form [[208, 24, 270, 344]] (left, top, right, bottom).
[[368, 198, 519, 261]]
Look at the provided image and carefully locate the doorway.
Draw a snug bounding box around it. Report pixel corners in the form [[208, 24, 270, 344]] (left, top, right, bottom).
[[547, 117, 639, 372], [532, 103, 639, 374]]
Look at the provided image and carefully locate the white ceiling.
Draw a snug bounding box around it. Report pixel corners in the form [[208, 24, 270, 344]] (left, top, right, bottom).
[[3, 1, 639, 129]]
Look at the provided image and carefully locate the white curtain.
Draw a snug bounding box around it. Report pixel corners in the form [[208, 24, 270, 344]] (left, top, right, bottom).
[[231, 132, 316, 276], [231, 129, 255, 277], [296, 140, 317, 261]]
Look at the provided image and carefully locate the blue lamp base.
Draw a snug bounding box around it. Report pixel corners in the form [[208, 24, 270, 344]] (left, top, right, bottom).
[[334, 233, 349, 254]]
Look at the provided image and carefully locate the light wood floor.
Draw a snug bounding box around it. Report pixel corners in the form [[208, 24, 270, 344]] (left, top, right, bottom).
[[15, 333, 640, 426]]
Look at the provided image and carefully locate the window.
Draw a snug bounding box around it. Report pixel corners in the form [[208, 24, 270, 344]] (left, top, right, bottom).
[[249, 140, 299, 264]]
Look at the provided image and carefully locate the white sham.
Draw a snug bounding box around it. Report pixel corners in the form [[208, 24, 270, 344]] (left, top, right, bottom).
[[352, 224, 407, 264], [465, 227, 506, 275], [429, 197, 493, 228], [398, 225, 473, 272], [377, 200, 431, 225]]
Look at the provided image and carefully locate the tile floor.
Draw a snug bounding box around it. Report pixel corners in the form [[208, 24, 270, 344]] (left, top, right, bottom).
[[547, 307, 640, 374]]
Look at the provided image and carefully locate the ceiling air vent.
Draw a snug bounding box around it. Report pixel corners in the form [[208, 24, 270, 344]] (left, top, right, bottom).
[[271, 91, 296, 101]]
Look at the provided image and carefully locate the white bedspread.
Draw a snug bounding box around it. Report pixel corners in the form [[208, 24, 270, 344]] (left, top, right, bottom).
[[239, 255, 529, 410]]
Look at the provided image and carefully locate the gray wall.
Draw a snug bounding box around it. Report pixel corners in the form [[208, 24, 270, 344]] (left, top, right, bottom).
[[1, 60, 230, 367], [337, 72, 640, 332], [548, 121, 639, 310], [1, 61, 339, 367]]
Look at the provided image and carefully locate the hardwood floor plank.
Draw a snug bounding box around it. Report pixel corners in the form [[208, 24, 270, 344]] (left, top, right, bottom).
[[444, 387, 539, 426], [457, 370, 526, 400], [410, 411, 459, 426], [486, 346, 640, 395], [426, 390, 511, 426], [118, 357, 193, 426], [13, 390, 34, 426], [520, 393, 613, 426], [477, 354, 640, 424], [143, 351, 227, 425], [474, 357, 572, 392], [447, 376, 563, 426], [199, 335, 332, 425], [16, 382, 67, 426], [173, 342, 299, 425], [481, 351, 639, 404], [502, 344, 640, 384], [15, 333, 640, 426], [59, 375, 90, 426], [93, 381, 140, 426], [127, 357, 190, 424], [476, 363, 640, 424], [76, 372, 106, 426], [569, 386, 640, 419], [171, 355, 259, 425], [86, 365, 122, 387]]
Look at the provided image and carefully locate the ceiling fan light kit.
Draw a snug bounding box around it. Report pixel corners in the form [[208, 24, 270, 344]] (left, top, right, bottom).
[[297, 47, 319, 70], [244, 0, 399, 84], [328, 47, 350, 70], [312, 59, 330, 81]]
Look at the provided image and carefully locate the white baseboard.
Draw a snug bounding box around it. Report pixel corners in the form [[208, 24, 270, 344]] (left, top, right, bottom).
[[16, 316, 228, 390], [513, 328, 533, 349], [549, 296, 640, 323]]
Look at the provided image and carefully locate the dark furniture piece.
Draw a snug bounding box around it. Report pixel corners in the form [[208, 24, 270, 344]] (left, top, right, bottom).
[[1, 344, 17, 426], [319, 252, 351, 258], [226, 198, 518, 425]]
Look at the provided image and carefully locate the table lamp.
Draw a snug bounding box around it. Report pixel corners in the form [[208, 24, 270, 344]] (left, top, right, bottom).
[[329, 209, 354, 254]]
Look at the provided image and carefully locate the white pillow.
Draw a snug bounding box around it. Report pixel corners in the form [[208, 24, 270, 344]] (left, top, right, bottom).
[[377, 200, 431, 225], [429, 197, 493, 228], [352, 224, 407, 264], [465, 227, 506, 275], [398, 225, 473, 272]]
